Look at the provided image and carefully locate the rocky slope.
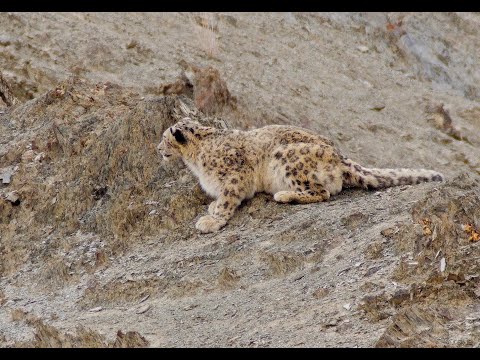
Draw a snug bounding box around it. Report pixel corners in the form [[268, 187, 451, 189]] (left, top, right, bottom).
[[0, 12, 480, 347]]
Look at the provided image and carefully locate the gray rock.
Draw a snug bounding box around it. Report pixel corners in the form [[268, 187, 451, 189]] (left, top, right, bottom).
[[0, 166, 14, 184], [5, 191, 19, 204]]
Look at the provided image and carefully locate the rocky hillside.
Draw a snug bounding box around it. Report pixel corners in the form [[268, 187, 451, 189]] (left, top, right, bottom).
[[0, 12, 479, 347]]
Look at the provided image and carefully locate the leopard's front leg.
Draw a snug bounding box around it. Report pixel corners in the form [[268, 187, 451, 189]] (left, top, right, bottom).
[[208, 200, 217, 215], [196, 189, 243, 234]]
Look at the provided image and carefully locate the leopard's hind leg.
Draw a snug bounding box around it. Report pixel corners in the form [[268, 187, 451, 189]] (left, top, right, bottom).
[[270, 143, 342, 204], [274, 187, 330, 203]]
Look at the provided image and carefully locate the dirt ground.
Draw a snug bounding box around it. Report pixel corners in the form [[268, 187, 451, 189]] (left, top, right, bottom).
[[0, 12, 480, 347]]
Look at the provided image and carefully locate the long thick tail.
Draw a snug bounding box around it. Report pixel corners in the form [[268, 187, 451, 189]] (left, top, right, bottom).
[[340, 158, 444, 190]]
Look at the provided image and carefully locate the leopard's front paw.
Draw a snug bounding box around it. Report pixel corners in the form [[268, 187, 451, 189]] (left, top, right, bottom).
[[195, 215, 226, 234], [208, 201, 217, 215]]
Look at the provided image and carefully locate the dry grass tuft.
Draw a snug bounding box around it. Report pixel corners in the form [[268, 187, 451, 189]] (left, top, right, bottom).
[[10, 308, 40, 325], [217, 267, 240, 289], [168, 278, 206, 299], [375, 306, 448, 348], [0, 332, 6, 345], [425, 103, 463, 140], [0, 290, 6, 306], [80, 278, 164, 309], [11, 308, 28, 322], [263, 251, 305, 277], [41, 257, 75, 287], [13, 319, 149, 348], [112, 330, 149, 348], [188, 13, 219, 59], [0, 70, 19, 106]]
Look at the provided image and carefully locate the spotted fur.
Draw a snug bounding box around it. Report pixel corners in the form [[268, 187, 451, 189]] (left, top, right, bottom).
[[340, 157, 443, 190], [158, 118, 444, 233]]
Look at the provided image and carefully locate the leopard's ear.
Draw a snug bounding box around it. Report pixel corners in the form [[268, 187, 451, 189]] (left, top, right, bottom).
[[172, 129, 187, 145]]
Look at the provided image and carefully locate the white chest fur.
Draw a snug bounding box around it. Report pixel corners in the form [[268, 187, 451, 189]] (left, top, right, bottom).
[[184, 160, 221, 198]]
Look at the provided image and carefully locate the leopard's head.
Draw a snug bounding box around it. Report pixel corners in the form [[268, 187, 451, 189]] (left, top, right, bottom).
[[157, 118, 202, 161]]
